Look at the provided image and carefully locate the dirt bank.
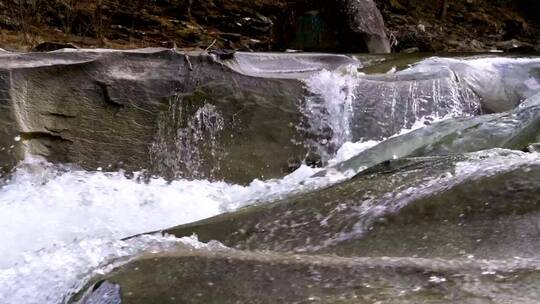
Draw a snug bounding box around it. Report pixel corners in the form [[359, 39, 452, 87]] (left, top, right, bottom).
[[0, 0, 538, 52]]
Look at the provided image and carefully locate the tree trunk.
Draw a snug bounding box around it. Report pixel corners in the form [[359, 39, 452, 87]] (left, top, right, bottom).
[[438, 0, 448, 19]]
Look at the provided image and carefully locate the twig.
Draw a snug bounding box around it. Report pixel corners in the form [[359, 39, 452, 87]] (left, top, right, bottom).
[[184, 53, 193, 71], [205, 39, 217, 52]]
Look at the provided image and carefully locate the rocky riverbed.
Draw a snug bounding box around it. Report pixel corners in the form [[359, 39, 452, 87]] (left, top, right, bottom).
[[0, 49, 539, 303]]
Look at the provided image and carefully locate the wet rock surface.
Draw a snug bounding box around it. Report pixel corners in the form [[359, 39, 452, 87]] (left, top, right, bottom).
[[320, 90, 540, 176], [158, 66, 540, 255], [0, 49, 318, 183], [77, 247, 540, 304], [1, 51, 539, 182], [70, 147, 540, 303], [166, 150, 540, 259]]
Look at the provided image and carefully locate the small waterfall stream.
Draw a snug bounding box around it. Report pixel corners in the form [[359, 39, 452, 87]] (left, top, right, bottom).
[[151, 97, 225, 180]]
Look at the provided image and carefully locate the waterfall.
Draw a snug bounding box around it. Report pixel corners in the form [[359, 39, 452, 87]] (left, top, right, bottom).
[[150, 96, 225, 180], [300, 59, 484, 165], [301, 67, 359, 161]]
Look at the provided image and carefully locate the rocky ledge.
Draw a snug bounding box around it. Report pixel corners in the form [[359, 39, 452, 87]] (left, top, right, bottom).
[[1, 49, 539, 183]]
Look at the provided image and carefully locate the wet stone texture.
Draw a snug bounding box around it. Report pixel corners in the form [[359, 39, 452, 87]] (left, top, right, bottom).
[[2, 51, 538, 183], [167, 150, 540, 260], [77, 246, 540, 304], [0, 49, 315, 183]]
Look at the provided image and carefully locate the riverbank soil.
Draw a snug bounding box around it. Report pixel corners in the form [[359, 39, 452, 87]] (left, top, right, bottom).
[[376, 0, 540, 52], [0, 0, 538, 52]]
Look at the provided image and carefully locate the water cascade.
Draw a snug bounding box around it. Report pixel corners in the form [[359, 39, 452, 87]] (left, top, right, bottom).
[[0, 50, 540, 303]]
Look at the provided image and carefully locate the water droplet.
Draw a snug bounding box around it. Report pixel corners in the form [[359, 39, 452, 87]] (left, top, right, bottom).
[[428, 276, 447, 283], [14, 136, 21, 142]]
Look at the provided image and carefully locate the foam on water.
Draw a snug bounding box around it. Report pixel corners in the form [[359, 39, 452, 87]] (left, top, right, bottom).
[[0, 234, 221, 304], [0, 156, 354, 268], [0, 153, 357, 303]]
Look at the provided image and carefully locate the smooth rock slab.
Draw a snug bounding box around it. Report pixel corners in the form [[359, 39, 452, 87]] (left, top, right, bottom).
[[0, 49, 328, 183], [327, 91, 540, 176], [2, 51, 539, 182], [167, 149, 540, 260], [347, 57, 540, 141], [76, 248, 540, 304]]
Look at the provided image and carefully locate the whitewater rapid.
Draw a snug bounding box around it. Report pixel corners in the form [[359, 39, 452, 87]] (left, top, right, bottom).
[[0, 147, 379, 304], [0, 131, 444, 303]]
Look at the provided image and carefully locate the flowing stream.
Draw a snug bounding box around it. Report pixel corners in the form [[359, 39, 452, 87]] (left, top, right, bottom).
[[1, 54, 540, 303], [0, 67, 376, 304]]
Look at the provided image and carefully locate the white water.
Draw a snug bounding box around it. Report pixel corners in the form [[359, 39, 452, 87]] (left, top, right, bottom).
[[303, 67, 360, 152], [0, 234, 223, 304], [0, 153, 356, 304], [151, 101, 226, 180], [0, 156, 352, 268], [0, 138, 449, 304]]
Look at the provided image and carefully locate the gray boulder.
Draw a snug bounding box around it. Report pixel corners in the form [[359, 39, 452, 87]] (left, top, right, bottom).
[[167, 149, 540, 260], [322, 92, 540, 176], [2, 51, 539, 182], [75, 243, 540, 304], [339, 0, 391, 53], [0, 49, 333, 183]]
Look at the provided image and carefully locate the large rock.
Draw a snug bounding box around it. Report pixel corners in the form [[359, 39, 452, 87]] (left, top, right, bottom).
[[166, 149, 540, 260], [349, 57, 540, 140], [0, 49, 357, 183], [0, 69, 19, 178], [305, 56, 540, 156], [319, 91, 540, 176], [75, 246, 540, 304], [1, 51, 539, 181], [339, 0, 391, 53]]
